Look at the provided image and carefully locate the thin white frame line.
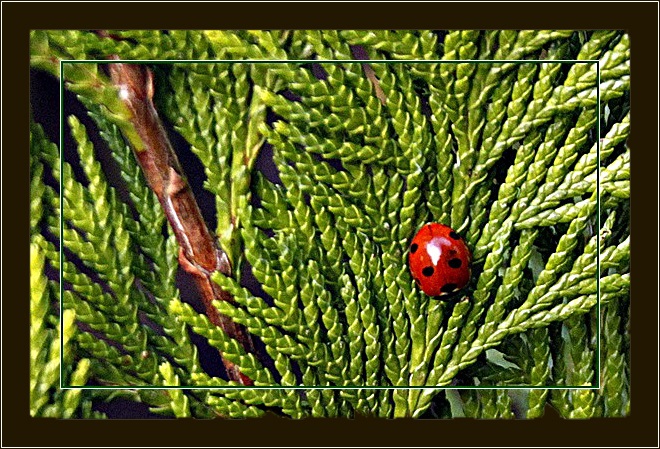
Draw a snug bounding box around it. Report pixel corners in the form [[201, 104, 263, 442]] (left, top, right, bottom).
[[597, 58, 601, 391], [58, 58, 604, 391], [59, 386, 604, 390], [59, 59, 65, 390], [62, 59, 601, 63]]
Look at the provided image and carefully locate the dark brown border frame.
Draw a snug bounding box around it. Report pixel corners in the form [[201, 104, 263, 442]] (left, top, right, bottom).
[[6, 2, 657, 447]]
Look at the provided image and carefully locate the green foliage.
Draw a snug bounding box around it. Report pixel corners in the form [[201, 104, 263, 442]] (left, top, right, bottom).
[[30, 30, 630, 419], [30, 125, 100, 418]]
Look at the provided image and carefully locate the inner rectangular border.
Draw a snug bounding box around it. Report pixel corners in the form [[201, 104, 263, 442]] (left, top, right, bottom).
[[59, 59, 602, 390]]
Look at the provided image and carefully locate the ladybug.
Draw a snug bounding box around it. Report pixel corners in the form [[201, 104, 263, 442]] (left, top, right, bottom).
[[408, 223, 472, 297]]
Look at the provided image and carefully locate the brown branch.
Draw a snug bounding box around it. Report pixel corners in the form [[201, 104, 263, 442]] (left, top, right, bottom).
[[107, 61, 255, 385], [350, 44, 387, 106], [362, 63, 388, 106]]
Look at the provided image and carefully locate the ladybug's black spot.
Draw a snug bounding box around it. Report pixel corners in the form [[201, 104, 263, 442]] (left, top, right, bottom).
[[410, 243, 418, 254], [422, 266, 435, 277], [441, 283, 457, 293], [448, 258, 462, 268], [449, 231, 461, 240]]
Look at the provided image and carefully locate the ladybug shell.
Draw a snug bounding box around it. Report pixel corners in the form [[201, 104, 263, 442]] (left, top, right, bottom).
[[408, 223, 472, 297]]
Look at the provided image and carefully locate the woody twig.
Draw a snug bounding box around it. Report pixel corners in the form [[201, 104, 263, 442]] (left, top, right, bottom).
[[108, 61, 255, 385]]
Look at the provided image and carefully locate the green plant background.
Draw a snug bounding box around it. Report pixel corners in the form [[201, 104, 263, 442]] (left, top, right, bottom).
[[29, 30, 630, 419]]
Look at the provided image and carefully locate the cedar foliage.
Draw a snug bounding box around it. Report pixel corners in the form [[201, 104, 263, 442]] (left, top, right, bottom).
[[30, 30, 630, 419]]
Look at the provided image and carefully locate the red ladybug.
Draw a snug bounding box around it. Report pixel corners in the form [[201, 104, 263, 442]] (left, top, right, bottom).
[[408, 223, 472, 297]]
